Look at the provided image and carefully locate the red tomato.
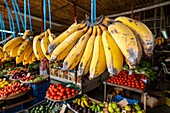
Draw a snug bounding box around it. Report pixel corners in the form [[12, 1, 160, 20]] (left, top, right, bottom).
[[72, 93, 75, 96], [50, 96, 54, 99], [54, 96, 58, 100], [51, 92, 56, 96], [66, 88, 71, 92], [58, 96, 62, 100], [66, 91, 71, 95], [75, 90, 78, 94], [57, 92, 61, 95], [61, 88, 65, 93], [60, 92, 64, 97], [71, 89, 75, 93], [63, 95, 67, 99], [67, 94, 71, 98]]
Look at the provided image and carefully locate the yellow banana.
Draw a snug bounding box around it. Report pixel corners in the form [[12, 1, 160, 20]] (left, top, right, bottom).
[[78, 26, 97, 76], [41, 31, 51, 60], [33, 33, 45, 60], [81, 101, 85, 108], [31, 52, 37, 63], [17, 38, 30, 57], [63, 27, 92, 71], [100, 25, 123, 75], [89, 26, 106, 80], [2, 52, 11, 61], [3, 37, 23, 52], [10, 44, 20, 57], [108, 22, 141, 68], [23, 52, 32, 65], [47, 29, 55, 43], [23, 42, 33, 61], [50, 25, 88, 62], [47, 22, 86, 55], [0, 47, 3, 59], [115, 16, 155, 57]]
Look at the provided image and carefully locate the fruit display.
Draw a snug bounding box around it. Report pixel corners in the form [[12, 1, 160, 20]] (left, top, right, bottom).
[[7, 68, 27, 75], [107, 70, 148, 90], [3, 30, 37, 65], [0, 82, 30, 99], [155, 37, 165, 45], [0, 78, 10, 89], [29, 101, 61, 113], [43, 16, 154, 80], [21, 75, 48, 83], [10, 70, 27, 80], [46, 84, 79, 101]]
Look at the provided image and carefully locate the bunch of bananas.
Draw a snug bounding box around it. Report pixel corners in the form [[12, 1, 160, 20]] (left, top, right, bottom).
[[33, 29, 55, 61], [3, 30, 37, 65], [155, 37, 165, 45], [47, 16, 154, 79], [90, 102, 104, 113], [73, 96, 90, 108]]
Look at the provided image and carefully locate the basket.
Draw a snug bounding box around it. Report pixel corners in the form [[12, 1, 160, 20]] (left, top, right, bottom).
[[0, 89, 30, 101], [20, 76, 49, 84]]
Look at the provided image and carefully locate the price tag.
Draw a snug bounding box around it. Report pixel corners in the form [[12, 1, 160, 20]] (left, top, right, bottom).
[[27, 73, 31, 77], [117, 98, 128, 108], [59, 104, 67, 113]]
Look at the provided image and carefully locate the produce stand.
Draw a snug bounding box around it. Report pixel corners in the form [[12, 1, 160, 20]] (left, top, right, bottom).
[[103, 81, 154, 111]]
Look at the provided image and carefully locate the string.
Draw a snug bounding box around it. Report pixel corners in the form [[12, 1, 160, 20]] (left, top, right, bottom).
[[48, 0, 52, 29], [24, 0, 27, 30], [44, 0, 46, 31], [28, 0, 32, 31]]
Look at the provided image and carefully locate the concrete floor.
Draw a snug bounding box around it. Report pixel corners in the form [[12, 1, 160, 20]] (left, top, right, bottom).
[[85, 84, 170, 113]]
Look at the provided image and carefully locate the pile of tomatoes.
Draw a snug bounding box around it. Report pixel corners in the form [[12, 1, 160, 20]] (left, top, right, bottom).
[[0, 82, 30, 98], [21, 76, 35, 81], [46, 84, 79, 100], [107, 70, 148, 90]]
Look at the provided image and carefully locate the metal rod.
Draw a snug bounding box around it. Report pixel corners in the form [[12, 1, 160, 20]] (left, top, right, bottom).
[[107, 1, 170, 18]]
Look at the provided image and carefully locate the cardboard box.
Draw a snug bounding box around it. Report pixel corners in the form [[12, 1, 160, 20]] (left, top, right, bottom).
[[141, 91, 165, 108]]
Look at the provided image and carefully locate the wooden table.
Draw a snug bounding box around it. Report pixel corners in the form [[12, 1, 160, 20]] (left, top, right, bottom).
[[103, 81, 153, 111]]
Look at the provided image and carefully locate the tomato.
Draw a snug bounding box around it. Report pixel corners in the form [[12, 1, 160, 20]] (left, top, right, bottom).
[[61, 88, 65, 93], [72, 93, 75, 96], [66, 88, 71, 92], [58, 86, 63, 90], [67, 94, 71, 98], [51, 92, 56, 96], [54, 96, 58, 100], [57, 92, 61, 95], [50, 95, 53, 99], [46, 93, 50, 97], [60, 92, 64, 97], [57, 96, 62, 100], [54, 88, 58, 92], [66, 91, 71, 95], [63, 95, 67, 99], [75, 90, 78, 94]]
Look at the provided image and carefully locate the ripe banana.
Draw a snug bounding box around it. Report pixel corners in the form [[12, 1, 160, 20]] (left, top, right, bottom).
[[47, 29, 55, 43], [101, 25, 123, 75], [23, 52, 32, 65], [50, 24, 88, 62], [3, 37, 23, 52], [23, 42, 33, 61], [10, 44, 20, 57], [89, 26, 106, 80], [63, 27, 92, 71], [115, 16, 155, 57], [31, 52, 37, 63], [2, 52, 11, 61], [33, 33, 45, 60], [78, 26, 97, 76], [0, 46, 3, 59], [108, 22, 141, 67], [41, 31, 51, 60], [47, 22, 86, 55], [17, 38, 30, 57]]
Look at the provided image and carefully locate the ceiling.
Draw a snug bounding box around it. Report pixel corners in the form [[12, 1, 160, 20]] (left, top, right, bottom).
[[0, 0, 170, 36]]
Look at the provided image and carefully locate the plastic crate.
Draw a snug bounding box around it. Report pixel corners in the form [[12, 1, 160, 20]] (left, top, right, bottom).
[[2, 104, 23, 113]]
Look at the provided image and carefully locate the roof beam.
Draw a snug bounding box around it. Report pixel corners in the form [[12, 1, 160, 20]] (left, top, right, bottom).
[[107, 1, 170, 18], [66, 0, 90, 15]]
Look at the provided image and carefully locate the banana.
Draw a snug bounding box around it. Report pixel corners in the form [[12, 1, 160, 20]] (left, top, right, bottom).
[[78, 26, 97, 76], [62, 27, 92, 71], [101, 25, 123, 75], [2, 52, 11, 61], [82, 98, 89, 107], [50, 24, 88, 62], [23, 52, 32, 65], [77, 98, 81, 105], [81, 101, 85, 108], [23, 42, 33, 61], [10, 44, 21, 57], [33, 33, 45, 60], [0, 47, 3, 59], [17, 38, 30, 57], [108, 22, 141, 68], [30, 52, 37, 64], [47, 29, 55, 43], [16, 41, 32, 64], [89, 26, 106, 80], [47, 22, 86, 55], [41, 31, 51, 60], [115, 16, 155, 57], [3, 37, 23, 52]]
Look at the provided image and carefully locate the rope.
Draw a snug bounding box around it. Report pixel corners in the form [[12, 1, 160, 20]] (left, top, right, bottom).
[[4, 0, 16, 37], [28, 0, 32, 31], [12, 0, 21, 36], [24, 0, 27, 30], [48, 0, 52, 29], [44, 0, 46, 31], [14, 0, 25, 30], [0, 13, 6, 44], [91, 0, 96, 26]]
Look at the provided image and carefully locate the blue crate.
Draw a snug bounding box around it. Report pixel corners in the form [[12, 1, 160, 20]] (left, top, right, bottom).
[[29, 81, 50, 96], [2, 104, 23, 113]]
